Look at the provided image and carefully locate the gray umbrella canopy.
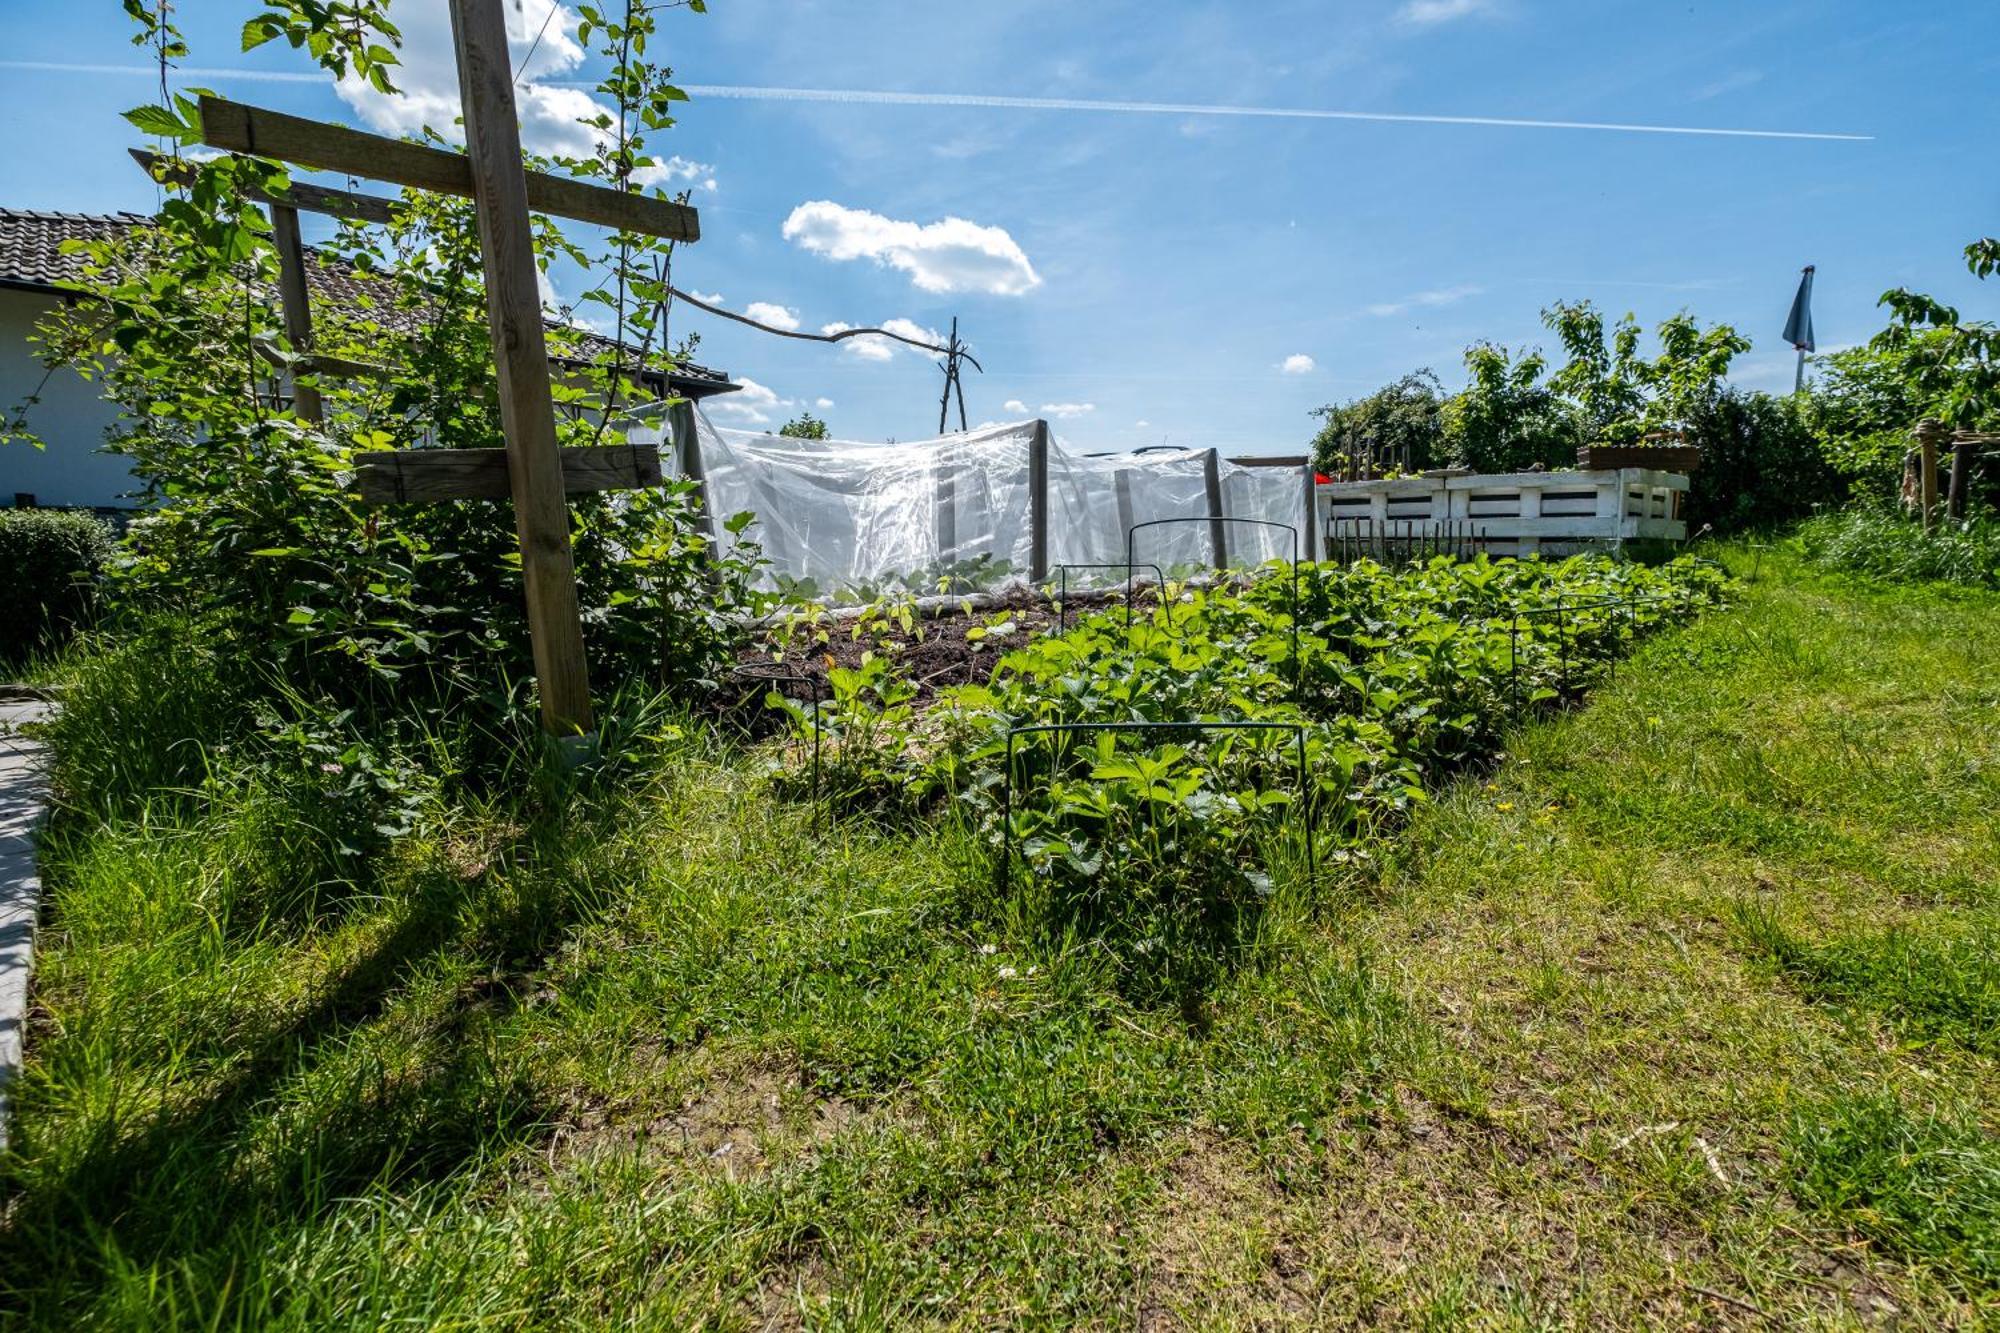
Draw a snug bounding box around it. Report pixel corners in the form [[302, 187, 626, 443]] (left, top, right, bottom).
[[1782, 265, 1816, 352]]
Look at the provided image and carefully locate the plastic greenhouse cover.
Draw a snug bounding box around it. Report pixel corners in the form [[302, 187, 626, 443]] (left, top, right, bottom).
[[635, 407, 1310, 599]]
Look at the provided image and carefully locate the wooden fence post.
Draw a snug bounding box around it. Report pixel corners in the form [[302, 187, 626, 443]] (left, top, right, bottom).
[[1300, 462, 1319, 562], [1947, 437, 1973, 520], [666, 398, 716, 548], [449, 0, 593, 737], [267, 202, 322, 425], [934, 460, 957, 561], [1916, 418, 1946, 531], [1203, 447, 1228, 570], [1029, 419, 1050, 582]]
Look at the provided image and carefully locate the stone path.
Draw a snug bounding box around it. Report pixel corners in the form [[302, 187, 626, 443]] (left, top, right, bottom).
[[0, 696, 54, 1150]]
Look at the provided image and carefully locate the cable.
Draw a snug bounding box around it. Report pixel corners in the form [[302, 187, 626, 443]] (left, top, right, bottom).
[[668, 285, 979, 366]]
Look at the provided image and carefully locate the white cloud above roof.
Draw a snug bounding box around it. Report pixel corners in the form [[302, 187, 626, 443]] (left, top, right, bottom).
[[782, 200, 1041, 296]]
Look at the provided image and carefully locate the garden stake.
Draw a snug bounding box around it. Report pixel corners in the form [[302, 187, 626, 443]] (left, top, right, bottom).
[[729, 664, 826, 831], [999, 719, 1317, 895]]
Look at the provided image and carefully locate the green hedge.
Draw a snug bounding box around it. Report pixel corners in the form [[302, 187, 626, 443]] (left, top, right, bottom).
[[0, 508, 114, 665]]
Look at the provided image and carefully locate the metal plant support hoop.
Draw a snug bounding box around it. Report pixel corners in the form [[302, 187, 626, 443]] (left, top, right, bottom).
[[999, 719, 1318, 893], [1125, 517, 1302, 696], [1045, 561, 1169, 636], [729, 663, 826, 829]]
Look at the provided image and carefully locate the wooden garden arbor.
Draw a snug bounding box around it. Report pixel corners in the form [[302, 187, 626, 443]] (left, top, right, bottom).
[[188, 0, 700, 741]]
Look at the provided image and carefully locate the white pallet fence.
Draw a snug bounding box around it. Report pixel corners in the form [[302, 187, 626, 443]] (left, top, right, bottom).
[[1316, 468, 1689, 556]]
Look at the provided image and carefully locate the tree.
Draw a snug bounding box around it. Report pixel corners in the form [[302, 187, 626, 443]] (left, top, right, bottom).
[[1308, 370, 1443, 478], [1871, 237, 1999, 432], [1545, 301, 1747, 444], [1440, 343, 1583, 473], [777, 411, 829, 440]]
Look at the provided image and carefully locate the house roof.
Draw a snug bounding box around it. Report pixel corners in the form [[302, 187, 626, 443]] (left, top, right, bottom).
[[0, 207, 739, 398]]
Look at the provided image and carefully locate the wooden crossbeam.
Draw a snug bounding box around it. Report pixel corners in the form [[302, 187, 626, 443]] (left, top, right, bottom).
[[198, 95, 700, 242], [131, 148, 398, 224], [353, 444, 662, 504]]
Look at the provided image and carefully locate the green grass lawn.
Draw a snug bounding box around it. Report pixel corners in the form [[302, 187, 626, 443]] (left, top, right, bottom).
[[2, 550, 1995, 1328]]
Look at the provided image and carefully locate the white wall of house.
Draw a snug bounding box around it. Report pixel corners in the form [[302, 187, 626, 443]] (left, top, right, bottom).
[[0, 290, 138, 509]]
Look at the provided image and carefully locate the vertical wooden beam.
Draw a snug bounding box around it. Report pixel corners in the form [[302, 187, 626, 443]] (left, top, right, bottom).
[[1916, 419, 1944, 532], [267, 203, 323, 425], [1028, 419, 1050, 582], [1947, 438, 1973, 521], [1202, 448, 1228, 570], [1300, 462, 1319, 562], [934, 460, 957, 561], [666, 398, 715, 547], [449, 0, 593, 737]]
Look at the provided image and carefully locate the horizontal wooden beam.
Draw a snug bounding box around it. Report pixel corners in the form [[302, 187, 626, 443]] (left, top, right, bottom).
[[1227, 455, 1310, 468], [353, 444, 662, 504], [131, 148, 398, 224], [199, 96, 700, 243]]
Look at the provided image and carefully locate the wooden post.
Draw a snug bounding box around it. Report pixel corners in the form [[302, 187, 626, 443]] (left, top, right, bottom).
[[934, 461, 957, 560], [1202, 447, 1228, 570], [1300, 462, 1319, 562], [1028, 419, 1050, 582], [666, 398, 715, 547], [267, 203, 322, 425], [1947, 437, 1973, 520], [1916, 419, 1945, 532], [1112, 468, 1135, 551], [449, 0, 593, 737]]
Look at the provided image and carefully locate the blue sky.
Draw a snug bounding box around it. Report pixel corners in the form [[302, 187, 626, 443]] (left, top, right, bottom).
[[3, 0, 1996, 449]]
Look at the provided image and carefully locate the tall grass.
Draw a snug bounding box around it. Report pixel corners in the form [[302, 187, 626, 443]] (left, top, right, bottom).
[[1798, 508, 2000, 589]]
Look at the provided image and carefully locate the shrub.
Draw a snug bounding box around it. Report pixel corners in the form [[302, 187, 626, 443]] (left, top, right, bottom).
[[1682, 389, 1846, 534], [0, 509, 113, 665], [1798, 509, 2000, 590]]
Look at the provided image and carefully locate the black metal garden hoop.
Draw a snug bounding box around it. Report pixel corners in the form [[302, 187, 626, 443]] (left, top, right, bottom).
[[728, 662, 826, 830], [998, 718, 1317, 892], [1045, 561, 1169, 636], [1124, 517, 1302, 697]]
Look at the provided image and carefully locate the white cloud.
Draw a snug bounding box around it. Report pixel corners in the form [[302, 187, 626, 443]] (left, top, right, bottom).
[[1135, 419, 1151, 428], [822, 321, 894, 362], [1039, 402, 1096, 419], [1003, 399, 1029, 414], [744, 301, 801, 331], [881, 317, 945, 352], [1279, 353, 1316, 374], [704, 375, 789, 426], [688, 290, 724, 305], [815, 397, 835, 409], [334, 2, 717, 198], [1398, 0, 1492, 25], [822, 318, 942, 361], [782, 201, 1041, 296], [1366, 284, 1483, 317]]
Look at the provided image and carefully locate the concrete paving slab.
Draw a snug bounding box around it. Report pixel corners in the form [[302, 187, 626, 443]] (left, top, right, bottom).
[[0, 699, 54, 1150]]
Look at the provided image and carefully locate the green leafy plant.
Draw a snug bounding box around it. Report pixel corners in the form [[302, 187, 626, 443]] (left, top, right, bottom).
[[0, 509, 114, 665]]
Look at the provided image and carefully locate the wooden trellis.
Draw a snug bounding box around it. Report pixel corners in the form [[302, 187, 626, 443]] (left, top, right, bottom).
[[177, 0, 700, 740]]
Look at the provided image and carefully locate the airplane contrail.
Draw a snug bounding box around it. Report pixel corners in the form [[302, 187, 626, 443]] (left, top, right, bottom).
[[0, 62, 1873, 142], [667, 83, 1873, 142]]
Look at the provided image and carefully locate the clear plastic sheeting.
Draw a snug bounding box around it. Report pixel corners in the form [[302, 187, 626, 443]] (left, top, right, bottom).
[[644, 408, 1309, 598]]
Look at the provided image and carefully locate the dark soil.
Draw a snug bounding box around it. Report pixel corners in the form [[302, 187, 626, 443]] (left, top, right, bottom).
[[714, 586, 1141, 730]]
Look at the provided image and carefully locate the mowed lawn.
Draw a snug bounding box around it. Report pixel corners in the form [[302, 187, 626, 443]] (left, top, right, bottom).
[[1, 549, 1994, 1328]]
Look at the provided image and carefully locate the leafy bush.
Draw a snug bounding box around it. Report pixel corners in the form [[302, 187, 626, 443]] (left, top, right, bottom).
[[0, 509, 113, 665], [1440, 343, 1583, 473], [1310, 370, 1445, 478], [1681, 389, 1845, 533], [1798, 509, 2000, 590]]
